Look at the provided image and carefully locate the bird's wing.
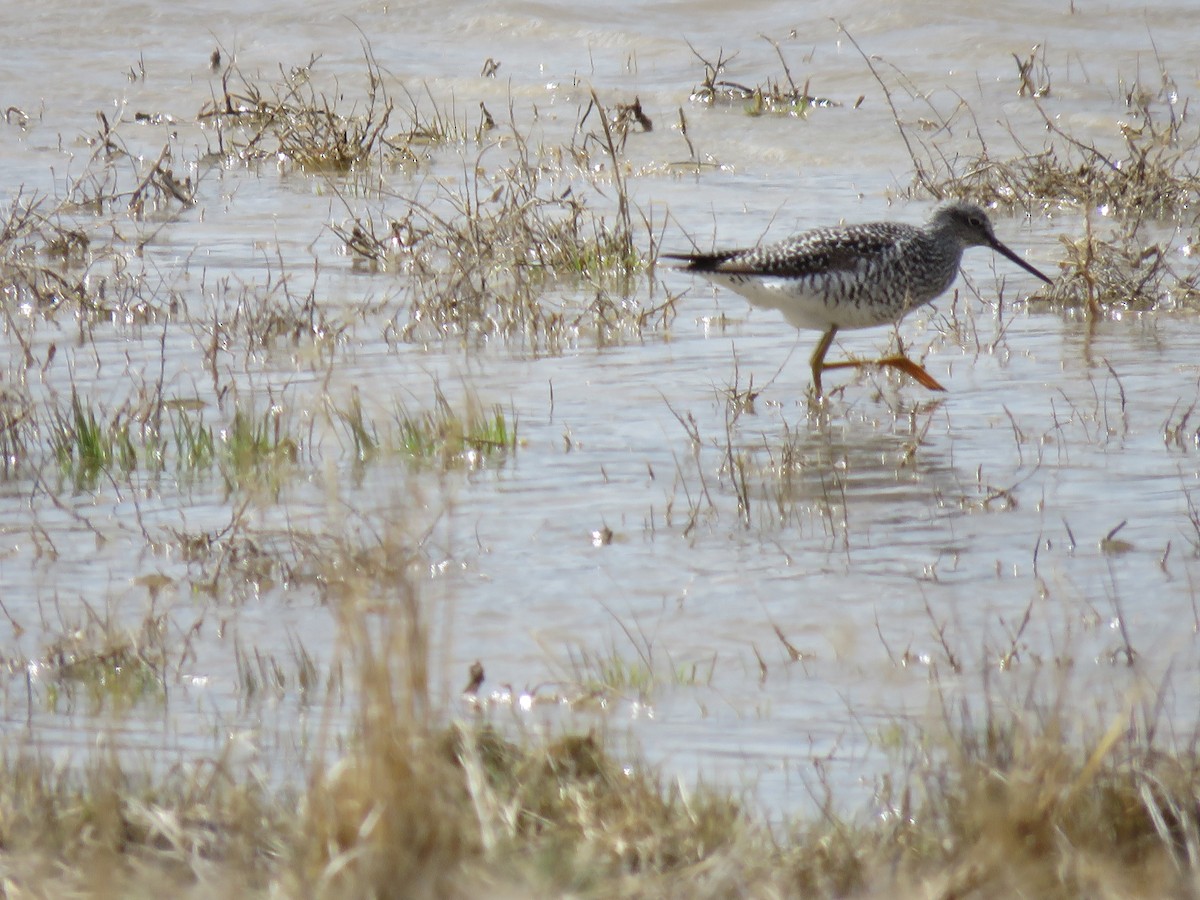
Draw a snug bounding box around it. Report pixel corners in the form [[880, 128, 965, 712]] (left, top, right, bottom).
[[664, 223, 911, 278]]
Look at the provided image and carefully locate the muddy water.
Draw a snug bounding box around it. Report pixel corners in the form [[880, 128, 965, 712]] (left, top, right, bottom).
[[2, 0, 1200, 811]]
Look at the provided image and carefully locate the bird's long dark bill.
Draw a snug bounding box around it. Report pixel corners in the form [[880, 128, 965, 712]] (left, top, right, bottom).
[[991, 239, 1053, 284]]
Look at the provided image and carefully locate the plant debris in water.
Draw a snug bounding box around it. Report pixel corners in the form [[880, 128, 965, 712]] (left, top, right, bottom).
[[685, 40, 840, 115]]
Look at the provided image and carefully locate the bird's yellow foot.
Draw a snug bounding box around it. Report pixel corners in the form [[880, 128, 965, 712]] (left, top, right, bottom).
[[875, 355, 946, 391], [820, 355, 946, 392]]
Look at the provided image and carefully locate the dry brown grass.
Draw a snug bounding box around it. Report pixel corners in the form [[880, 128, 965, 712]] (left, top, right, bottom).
[[891, 704, 1200, 899], [338, 94, 673, 352], [1, 517, 1199, 898], [199, 43, 416, 172]]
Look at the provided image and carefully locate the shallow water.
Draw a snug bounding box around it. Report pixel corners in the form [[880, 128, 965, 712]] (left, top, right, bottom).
[[2, 0, 1200, 812]]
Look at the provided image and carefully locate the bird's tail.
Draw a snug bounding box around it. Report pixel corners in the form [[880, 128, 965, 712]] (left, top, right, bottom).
[[659, 251, 739, 272]]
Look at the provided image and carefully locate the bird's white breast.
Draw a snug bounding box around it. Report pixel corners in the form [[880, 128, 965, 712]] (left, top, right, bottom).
[[702, 271, 912, 331]]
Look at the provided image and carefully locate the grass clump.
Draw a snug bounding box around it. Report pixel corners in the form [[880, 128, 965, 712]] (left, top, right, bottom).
[[330, 386, 515, 470], [41, 639, 164, 713], [0, 385, 35, 479], [562, 630, 715, 705], [219, 405, 299, 492], [45, 393, 301, 493], [333, 90, 673, 351], [292, 552, 753, 897], [926, 87, 1200, 221], [350, 149, 641, 275], [0, 192, 110, 321], [1035, 215, 1200, 314], [394, 396, 514, 468], [28, 382, 509, 499], [25, 610, 170, 714], [167, 403, 217, 473], [685, 40, 838, 115], [50, 390, 139, 487], [570, 646, 656, 701], [200, 46, 414, 172], [332, 390, 379, 463], [879, 689, 1200, 898], [369, 162, 673, 348], [0, 752, 287, 896], [194, 269, 350, 352]]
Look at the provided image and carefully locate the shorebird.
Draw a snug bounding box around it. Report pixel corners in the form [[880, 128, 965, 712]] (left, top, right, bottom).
[[665, 201, 1053, 395]]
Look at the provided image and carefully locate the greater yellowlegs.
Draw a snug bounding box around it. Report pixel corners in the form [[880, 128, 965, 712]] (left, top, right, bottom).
[[665, 201, 1053, 395]]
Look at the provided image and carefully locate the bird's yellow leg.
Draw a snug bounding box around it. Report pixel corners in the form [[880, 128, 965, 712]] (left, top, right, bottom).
[[808, 326, 838, 397], [812, 327, 945, 393]]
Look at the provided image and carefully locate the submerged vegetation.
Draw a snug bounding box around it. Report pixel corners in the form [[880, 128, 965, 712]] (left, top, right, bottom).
[[2, 19, 1200, 899]]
